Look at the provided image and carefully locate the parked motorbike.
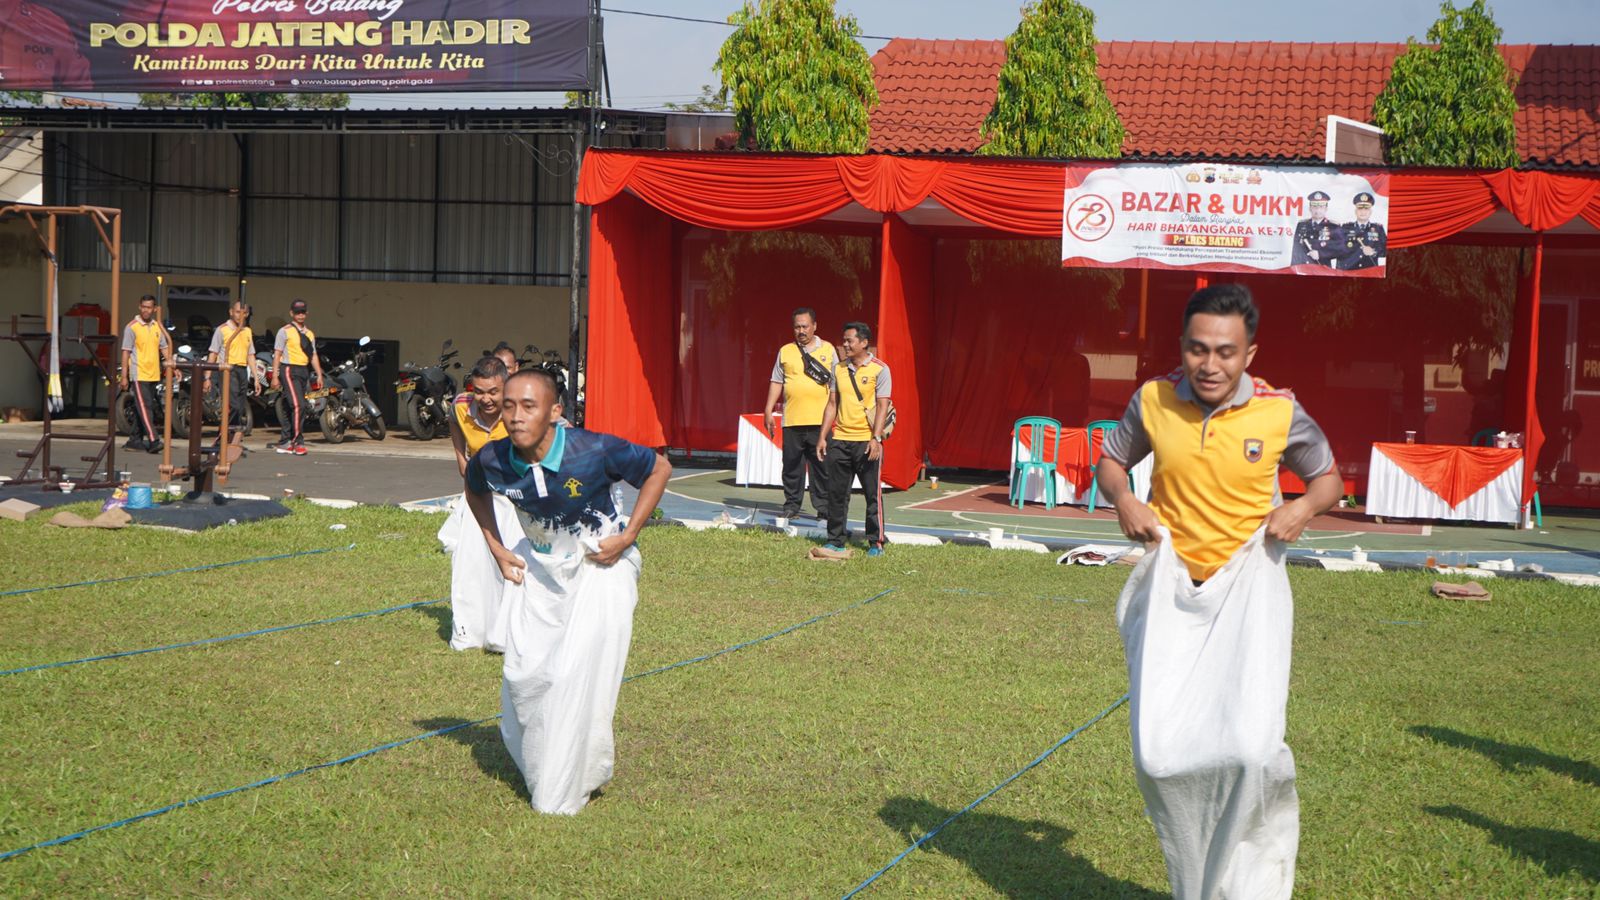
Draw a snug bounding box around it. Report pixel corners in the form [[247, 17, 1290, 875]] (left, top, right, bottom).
[[396, 339, 460, 441], [317, 337, 386, 443], [113, 338, 196, 436]]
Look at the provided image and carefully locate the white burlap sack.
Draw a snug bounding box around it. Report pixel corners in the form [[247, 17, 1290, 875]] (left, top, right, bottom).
[[1117, 527, 1299, 900], [437, 493, 521, 652], [499, 532, 641, 815]]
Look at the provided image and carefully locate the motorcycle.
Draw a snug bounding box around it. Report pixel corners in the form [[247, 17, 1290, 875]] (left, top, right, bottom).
[[316, 336, 386, 444], [113, 337, 196, 436], [396, 339, 460, 441]]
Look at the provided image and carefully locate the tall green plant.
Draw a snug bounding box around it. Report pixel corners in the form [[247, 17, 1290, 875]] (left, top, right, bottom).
[[138, 92, 349, 109], [980, 0, 1123, 158], [714, 0, 877, 153], [1373, 0, 1518, 167]]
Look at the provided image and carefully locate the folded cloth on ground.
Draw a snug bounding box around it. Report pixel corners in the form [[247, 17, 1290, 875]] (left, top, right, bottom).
[[1117, 528, 1299, 900], [47, 508, 130, 529], [1431, 580, 1492, 602], [1058, 544, 1136, 566]]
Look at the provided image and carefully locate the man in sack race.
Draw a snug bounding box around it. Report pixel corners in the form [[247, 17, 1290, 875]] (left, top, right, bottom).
[[1094, 284, 1341, 900], [464, 369, 671, 815], [437, 355, 514, 652]]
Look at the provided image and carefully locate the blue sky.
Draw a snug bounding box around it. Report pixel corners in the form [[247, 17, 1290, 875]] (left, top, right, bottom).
[[58, 1, 1599, 110], [579, 0, 1597, 111]]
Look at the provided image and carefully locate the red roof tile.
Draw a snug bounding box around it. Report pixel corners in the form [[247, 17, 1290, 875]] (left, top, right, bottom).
[[867, 39, 1600, 168]]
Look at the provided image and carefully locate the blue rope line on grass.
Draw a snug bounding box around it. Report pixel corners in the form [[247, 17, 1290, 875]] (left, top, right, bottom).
[[0, 543, 356, 599], [0, 598, 447, 678], [622, 588, 895, 682], [841, 693, 1130, 899], [0, 585, 897, 863]]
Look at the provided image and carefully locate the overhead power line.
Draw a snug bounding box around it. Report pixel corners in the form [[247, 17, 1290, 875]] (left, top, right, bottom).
[[600, 5, 894, 41]]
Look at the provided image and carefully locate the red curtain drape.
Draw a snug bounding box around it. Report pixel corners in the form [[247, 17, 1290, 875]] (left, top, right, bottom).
[[876, 214, 933, 489], [587, 192, 676, 447], [1505, 238, 1547, 507], [579, 150, 1600, 487]]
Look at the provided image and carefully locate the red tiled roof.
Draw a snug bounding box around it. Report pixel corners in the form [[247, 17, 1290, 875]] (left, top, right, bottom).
[[867, 38, 1600, 168]]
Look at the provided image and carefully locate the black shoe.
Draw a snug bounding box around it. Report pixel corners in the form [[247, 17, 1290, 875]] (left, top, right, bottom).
[[146, 440, 163, 454], [123, 439, 146, 451]]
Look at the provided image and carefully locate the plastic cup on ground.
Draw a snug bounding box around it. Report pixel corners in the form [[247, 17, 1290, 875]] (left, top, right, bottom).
[[988, 527, 1004, 543]]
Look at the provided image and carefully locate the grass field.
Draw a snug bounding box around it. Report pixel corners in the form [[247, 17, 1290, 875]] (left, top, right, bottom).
[[0, 501, 1596, 897]]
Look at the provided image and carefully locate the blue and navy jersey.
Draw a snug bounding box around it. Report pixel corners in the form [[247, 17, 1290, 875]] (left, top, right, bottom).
[[466, 427, 657, 540]]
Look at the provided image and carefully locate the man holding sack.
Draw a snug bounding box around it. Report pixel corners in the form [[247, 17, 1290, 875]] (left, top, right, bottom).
[[1095, 284, 1341, 899]]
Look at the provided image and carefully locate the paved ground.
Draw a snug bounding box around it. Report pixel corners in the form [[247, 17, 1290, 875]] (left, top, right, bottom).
[[8, 419, 1600, 575], [0, 420, 462, 506]]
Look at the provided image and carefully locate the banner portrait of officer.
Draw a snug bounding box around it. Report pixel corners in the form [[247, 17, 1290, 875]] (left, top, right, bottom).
[[1290, 191, 1343, 268], [1339, 192, 1387, 270]]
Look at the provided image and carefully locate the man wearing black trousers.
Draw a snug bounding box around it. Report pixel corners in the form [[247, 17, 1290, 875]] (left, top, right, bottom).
[[763, 307, 837, 520], [816, 322, 892, 558]]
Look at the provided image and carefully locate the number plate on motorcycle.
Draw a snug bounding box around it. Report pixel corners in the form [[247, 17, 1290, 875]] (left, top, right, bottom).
[[396, 382, 416, 392], [306, 389, 329, 399]]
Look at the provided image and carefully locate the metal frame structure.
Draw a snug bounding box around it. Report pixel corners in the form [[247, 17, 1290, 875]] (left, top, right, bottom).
[[0, 204, 122, 490]]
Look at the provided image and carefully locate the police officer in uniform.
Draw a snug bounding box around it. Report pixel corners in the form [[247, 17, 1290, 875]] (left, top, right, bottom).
[[1340, 192, 1387, 270], [204, 299, 259, 453], [1290, 191, 1342, 268]]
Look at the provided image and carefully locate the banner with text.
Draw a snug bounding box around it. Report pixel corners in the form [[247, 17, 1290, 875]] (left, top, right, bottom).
[[1062, 163, 1389, 277], [0, 0, 590, 93]]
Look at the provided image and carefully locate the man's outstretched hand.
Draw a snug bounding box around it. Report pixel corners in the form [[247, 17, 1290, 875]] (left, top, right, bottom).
[[1116, 496, 1163, 544]]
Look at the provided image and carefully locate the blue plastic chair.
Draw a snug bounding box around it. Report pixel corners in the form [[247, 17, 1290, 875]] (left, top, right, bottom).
[[1011, 417, 1061, 510], [1472, 428, 1540, 527], [1085, 419, 1123, 514]]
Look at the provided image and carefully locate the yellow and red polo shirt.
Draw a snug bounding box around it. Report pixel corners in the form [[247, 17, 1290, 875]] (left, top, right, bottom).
[[1103, 370, 1335, 581], [771, 338, 838, 427], [453, 393, 508, 457], [121, 317, 170, 383], [829, 355, 892, 442]]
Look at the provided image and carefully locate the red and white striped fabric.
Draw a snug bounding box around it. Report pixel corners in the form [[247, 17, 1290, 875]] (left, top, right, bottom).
[[735, 413, 869, 489], [1365, 443, 1523, 525]]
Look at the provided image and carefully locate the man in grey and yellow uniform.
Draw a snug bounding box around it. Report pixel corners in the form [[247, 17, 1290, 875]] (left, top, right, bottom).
[[118, 293, 172, 453], [271, 299, 324, 456], [1339, 191, 1387, 271], [763, 307, 837, 520], [1094, 284, 1342, 895], [816, 322, 891, 558], [204, 299, 259, 454]]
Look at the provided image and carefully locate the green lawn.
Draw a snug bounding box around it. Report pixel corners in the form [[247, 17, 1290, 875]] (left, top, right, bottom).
[[0, 502, 1595, 897]]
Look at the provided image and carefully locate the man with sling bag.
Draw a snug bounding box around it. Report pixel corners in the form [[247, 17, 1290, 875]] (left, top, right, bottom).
[[763, 307, 837, 520], [816, 322, 892, 558], [271, 299, 324, 455]]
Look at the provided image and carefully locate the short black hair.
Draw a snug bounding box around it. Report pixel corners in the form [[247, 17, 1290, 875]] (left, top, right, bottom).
[[506, 367, 560, 403], [1184, 284, 1259, 340], [469, 355, 508, 384], [843, 321, 872, 343], [138, 294, 157, 304], [792, 307, 816, 322]]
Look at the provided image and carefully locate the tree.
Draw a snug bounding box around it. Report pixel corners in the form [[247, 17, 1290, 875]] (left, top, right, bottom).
[[979, 0, 1123, 159], [138, 92, 349, 110], [1373, 0, 1518, 167], [714, 0, 877, 154], [664, 84, 731, 113]]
